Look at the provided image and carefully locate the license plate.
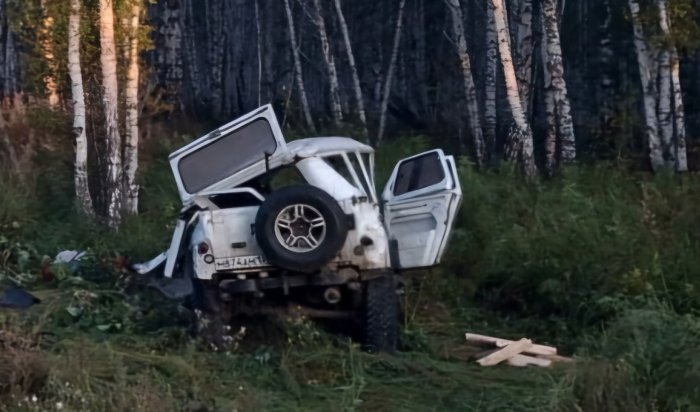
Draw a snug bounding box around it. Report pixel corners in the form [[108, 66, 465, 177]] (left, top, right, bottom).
[[215, 255, 270, 271]]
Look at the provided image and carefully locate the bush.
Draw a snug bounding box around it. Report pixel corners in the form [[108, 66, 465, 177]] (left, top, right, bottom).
[[569, 302, 700, 411], [446, 162, 700, 331]]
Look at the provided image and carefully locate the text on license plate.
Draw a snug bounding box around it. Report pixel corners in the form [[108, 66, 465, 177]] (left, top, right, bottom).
[[215, 255, 270, 270]]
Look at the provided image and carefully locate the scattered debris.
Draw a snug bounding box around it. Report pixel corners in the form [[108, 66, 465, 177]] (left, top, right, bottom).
[[54, 250, 86, 264], [0, 286, 41, 309], [465, 332, 573, 368]]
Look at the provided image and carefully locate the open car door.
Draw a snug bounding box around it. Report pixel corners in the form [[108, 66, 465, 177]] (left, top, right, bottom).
[[382, 149, 462, 269]]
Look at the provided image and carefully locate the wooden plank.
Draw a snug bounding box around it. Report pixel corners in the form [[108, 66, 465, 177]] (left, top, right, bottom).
[[506, 354, 553, 368], [465, 333, 558, 356], [537, 354, 574, 363], [476, 338, 532, 366]]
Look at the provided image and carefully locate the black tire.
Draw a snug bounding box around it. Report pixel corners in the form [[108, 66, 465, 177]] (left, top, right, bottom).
[[363, 274, 399, 353], [255, 185, 349, 273]]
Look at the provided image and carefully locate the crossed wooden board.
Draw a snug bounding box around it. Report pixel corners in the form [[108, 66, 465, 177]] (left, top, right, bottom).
[[465, 333, 574, 367]]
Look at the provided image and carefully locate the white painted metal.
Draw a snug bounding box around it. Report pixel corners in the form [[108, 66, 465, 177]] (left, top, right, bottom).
[[191, 187, 265, 210], [287, 137, 373, 157], [135, 105, 460, 281], [169, 105, 288, 204], [333, 199, 389, 270], [132, 252, 166, 275], [382, 150, 463, 269], [296, 157, 363, 201], [164, 218, 187, 278], [382, 149, 454, 202]]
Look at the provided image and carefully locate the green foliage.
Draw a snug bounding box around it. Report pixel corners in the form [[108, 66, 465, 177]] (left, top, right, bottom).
[[668, 0, 700, 53], [12, 0, 155, 99], [571, 302, 700, 411], [2, 132, 700, 410], [447, 162, 700, 333], [636, 0, 700, 53]]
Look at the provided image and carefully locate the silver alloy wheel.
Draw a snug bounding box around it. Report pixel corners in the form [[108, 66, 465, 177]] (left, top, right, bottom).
[[273, 204, 327, 253]]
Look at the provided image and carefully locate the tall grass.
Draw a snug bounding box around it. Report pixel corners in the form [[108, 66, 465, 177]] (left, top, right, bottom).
[[1, 135, 700, 410], [449, 164, 700, 327]]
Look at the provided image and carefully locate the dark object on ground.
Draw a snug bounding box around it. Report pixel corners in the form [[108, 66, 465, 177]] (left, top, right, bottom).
[[364, 274, 400, 353], [147, 276, 194, 300], [0, 286, 41, 309]]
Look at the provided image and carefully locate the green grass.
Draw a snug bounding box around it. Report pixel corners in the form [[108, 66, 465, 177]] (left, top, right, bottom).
[[1, 135, 700, 411]]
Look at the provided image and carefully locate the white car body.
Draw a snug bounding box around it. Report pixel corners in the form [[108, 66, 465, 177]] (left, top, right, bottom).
[[135, 105, 462, 289]]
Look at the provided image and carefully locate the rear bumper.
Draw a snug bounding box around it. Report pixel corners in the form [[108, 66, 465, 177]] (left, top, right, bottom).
[[219, 269, 358, 294], [218, 268, 399, 295]]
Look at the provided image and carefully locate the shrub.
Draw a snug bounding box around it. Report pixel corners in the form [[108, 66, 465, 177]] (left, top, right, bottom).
[[446, 162, 700, 330]]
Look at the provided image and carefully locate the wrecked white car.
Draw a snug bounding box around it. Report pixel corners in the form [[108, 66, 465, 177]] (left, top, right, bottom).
[[135, 105, 462, 351]]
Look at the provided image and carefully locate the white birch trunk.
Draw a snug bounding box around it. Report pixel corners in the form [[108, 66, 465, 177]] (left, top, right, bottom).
[[123, 2, 140, 215], [657, 0, 688, 171], [541, 24, 557, 175], [69, 0, 94, 217], [312, 0, 343, 127], [377, 0, 407, 145], [333, 0, 368, 137], [657, 47, 673, 166], [656, 0, 673, 165], [670, 50, 688, 171], [40, 0, 59, 108], [543, 0, 575, 164], [492, 0, 536, 177], [284, 0, 316, 133], [445, 0, 485, 165], [484, 1, 498, 158], [512, 0, 534, 116], [628, 0, 663, 171], [100, 0, 123, 227]]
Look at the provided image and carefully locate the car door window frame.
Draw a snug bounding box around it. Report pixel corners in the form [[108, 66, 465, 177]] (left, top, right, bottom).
[[383, 149, 454, 203]]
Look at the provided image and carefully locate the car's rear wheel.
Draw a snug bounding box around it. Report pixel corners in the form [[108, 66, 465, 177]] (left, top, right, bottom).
[[255, 185, 349, 272], [363, 273, 400, 353]]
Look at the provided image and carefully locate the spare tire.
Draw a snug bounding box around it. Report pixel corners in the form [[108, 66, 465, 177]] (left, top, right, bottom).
[[255, 185, 349, 272]]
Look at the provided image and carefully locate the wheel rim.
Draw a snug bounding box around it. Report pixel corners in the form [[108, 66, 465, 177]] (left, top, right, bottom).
[[273, 204, 327, 253]]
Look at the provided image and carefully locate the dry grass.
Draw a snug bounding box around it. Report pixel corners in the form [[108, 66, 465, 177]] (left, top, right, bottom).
[[0, 318, 48, 399]]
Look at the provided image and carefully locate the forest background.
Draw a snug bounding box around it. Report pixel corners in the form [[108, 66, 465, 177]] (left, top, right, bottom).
[[1, 0, 700, 410]]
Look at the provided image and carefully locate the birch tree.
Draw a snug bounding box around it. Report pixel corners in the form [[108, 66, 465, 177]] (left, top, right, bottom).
[[68, 0, 94, 217], [511, 0, 534, 116], [542, 0, 575, 170], [284, 0, 315, 133], [100, 0, 123, 227], [541, 26, 557, 175], [123, 1, 140, 215], [377, 0, 407, 145], [484, 1, 498, 158], [445, 0, 485, 166], [492, 0, 536, 177], [40, 0, 59, 108], [628, 0, 663, 170], [671, 45, 688, 171], [333, 0, 368, 137], [311, 0, 343, 127], [657, 0, 688, 171]]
